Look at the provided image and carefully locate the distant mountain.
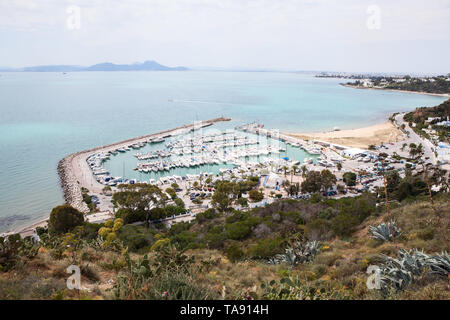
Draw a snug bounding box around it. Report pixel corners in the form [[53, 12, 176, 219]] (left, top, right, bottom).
[[1, 60, 188, 72], [85, 60, 187, 71]]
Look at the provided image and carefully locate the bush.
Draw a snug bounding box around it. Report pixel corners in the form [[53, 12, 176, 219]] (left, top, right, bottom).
[[48, 205, 84, 234], [226, 243, 244, 262], [195, 209, 218, 224], [174, 198, 185, 209], [165, 205, 186, 217], [237, 197, 248, 207], [116, 208, 146, 224], [225, 221, 252, 240], [248, 237, 284, 258], [343, 172, 357, 187], [117, 225, 153, 251], [249, 190, 264, 202], [166, 188, 177, 199], [330, 213, 359, 237], [204, 227, 228, 249], [418, 227, 435, 240]]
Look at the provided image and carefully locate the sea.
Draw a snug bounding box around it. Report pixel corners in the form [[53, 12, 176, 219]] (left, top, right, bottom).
[[0, 71, 446, 233]]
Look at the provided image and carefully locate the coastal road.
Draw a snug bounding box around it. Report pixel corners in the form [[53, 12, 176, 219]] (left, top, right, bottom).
[[394, 113, 436, 164]]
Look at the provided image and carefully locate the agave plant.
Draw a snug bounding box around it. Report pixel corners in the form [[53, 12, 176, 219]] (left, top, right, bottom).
[[425, 251, 450, 277], [369, 220, 401, 242], [268, 240, 320, 267], [378, 249, 426, 293], [375, 249, 449, 294]]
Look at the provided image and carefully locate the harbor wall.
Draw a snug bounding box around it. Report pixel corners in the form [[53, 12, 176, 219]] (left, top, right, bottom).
[[57, 117, 231, 213]]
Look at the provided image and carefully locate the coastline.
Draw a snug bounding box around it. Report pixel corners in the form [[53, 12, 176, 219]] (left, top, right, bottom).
[[341, 83, 450, 98], [2, 117, 231, 237], [286, 120, 404, 149]]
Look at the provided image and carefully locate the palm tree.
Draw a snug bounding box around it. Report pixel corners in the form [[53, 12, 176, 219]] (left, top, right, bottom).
[[291, 165, 298, 184], [400, 143, 407, 151], [282, 165, 288, 177], [301, 165, 307, 178]]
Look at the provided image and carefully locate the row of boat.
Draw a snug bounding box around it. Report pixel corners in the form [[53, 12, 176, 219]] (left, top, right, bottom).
[[134, 145, 283, 173]]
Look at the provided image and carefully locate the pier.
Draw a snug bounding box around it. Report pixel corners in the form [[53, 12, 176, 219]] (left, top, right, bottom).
[[58, 117, 231, 213]]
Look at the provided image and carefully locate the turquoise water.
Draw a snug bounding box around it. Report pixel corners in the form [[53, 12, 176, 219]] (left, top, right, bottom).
[[0, 71, 446, 232], [102, 131, 316, 181]]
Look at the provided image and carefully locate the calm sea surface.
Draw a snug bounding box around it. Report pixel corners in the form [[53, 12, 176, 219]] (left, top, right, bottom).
[[0, 71, 446, 232]]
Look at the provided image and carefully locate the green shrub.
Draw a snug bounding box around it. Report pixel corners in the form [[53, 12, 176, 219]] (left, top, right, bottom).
[[225, 221, 252, 240], [249, 190, 264, 202], [226, 243, 244, 262], [418, 227, 435, 240], [195, 209, 218, 224], [248, 237, 284, 258], [237, 197, 248, 207], [174, 198, 185, 209], [330, 213, 359, 237], [343, 172, 357, 186], [116, 208, 146, 224], [48, 205, 84, 234]]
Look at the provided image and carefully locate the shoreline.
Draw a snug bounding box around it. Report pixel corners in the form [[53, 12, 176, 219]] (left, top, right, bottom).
[[2, 117, 230, 237], [286, 120, 405, 149], [341, 83, 450, 98]]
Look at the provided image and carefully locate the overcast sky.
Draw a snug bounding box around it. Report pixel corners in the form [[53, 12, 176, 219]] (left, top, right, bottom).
[[1, 0, 449, 73]]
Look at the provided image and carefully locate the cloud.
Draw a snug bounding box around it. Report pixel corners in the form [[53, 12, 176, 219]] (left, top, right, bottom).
[[0, 0, 449, 72]]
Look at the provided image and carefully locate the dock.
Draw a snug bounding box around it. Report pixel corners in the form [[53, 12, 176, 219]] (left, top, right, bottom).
[[58, 117, 231, 213]]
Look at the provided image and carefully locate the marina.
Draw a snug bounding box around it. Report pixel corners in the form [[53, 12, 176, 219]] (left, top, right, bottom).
[[87, 123, 320, 189], [57, 117, 231, 214]]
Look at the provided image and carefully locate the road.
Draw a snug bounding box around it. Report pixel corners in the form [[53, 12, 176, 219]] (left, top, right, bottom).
[[393, 113, 436, 164]]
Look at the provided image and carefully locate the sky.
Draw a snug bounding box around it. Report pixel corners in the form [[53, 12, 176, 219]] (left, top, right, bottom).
[[0, 0, 449, 73]]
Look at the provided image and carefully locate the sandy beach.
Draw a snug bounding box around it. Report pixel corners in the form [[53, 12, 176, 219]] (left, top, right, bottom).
[[287, 121, 404, 149]]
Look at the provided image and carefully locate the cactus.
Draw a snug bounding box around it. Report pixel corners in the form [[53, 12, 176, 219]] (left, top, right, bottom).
[[260, 276, 349, 300], [268, 240, 320, 267], [375, 249, 449, 294], [425, 251, 450, 277], [369, 221, 401, 242]]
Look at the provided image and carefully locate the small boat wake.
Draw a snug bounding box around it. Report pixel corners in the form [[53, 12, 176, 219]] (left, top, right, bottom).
[[169, 99, 238, 106]]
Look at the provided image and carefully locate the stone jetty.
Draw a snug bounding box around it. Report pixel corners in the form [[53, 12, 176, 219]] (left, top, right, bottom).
[[57, 117, 231, 212]]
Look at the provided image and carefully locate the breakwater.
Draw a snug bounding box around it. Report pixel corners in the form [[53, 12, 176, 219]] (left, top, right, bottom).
[[57, 117, 231, 212]]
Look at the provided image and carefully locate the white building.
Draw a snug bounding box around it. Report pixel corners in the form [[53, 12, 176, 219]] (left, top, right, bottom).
[[342, 148, 367, 158]]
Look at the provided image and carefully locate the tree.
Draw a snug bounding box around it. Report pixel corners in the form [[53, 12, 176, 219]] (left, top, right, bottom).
[[408, 143, 423, 161], [211, 181, 240, 212], [336, 162, 342, 171], [48, 205, 84, 234], [343, 172, 357, 186], [301, 170, 337, 194], [291, 165, 298, 183], [400, 143, 407, 151], [249, 189, 264, 202], [113, 183, 167, 227], [320, 169, 337, 192], [386, 170, 401, 193], [301, 171, 323, 193], [301, 165, 308, 178]]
